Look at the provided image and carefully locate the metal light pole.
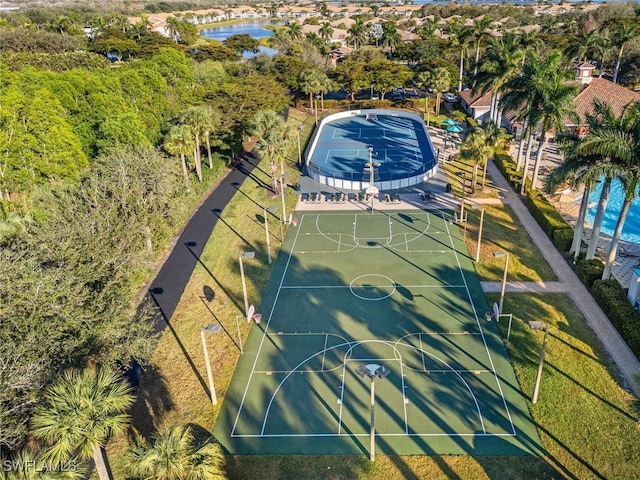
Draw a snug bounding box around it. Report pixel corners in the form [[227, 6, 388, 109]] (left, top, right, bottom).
[[280, 173, 290, 224], [355, 363, 391, 462], [366, 147, 380, 215], [200, 323, 221, 404], [263, 206, 276, 264], [297, 125, 303, 167], [234, 315, 244, 353], [239, 251, 255, 317], [475, 205, 485, 263], [528, 321, 549, 404], [493, 250, 509, 315]]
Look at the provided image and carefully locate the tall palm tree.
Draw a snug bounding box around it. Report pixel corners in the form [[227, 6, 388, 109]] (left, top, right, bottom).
[[164, 124, 195, 185], [501, 50, 578, 191], [180, 107, 210, 182], [475, 32, 524, 125], [576, 101, 640, 278], [545, 126, 612, 261], [565, 29, 600, 63], [611, 23, 639, 84], [32, 369, 134, 480], [347, 17, 367, 49], [591, 30, 611, 78], [381, 21, 401, 56], [319, 22, 333, 43], [459, 126, 493, 193], [250, 110, 291, 192], [445, 18, 471, 92], [200, 106, 222, 169], [125, 425, 226, 480], [469, 15, 493, 79], [300, 69, 323, 113], [286, 22, 303, 41]]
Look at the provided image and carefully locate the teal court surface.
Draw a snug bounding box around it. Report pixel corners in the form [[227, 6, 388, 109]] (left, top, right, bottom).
[[306, 112, 437, 185], [214, 210, 543, 457]]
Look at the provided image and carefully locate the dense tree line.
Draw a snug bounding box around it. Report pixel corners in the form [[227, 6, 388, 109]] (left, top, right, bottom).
[[0, 9, 289, 454]]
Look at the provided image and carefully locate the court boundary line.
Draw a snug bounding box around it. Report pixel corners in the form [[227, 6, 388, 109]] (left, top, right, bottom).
[[231, 211, 517, 441], [442, 211, 517, 436]]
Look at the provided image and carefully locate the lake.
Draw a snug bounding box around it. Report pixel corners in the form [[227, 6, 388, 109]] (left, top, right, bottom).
[[200, 20, 279, 58]]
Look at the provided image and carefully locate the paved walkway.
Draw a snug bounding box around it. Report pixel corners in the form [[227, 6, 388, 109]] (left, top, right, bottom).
[[486, 161, 640, 395]]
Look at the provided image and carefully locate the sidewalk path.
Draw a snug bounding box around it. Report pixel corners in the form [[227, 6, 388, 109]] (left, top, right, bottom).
[[486, 161, 640, 395], [144, 152, 259, 326]]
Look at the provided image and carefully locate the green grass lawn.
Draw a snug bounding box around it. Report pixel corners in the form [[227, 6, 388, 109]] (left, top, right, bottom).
[[104, 111, 639, 480]]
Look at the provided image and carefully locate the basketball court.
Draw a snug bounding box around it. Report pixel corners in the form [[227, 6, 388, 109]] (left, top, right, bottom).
[[213, 210, 543, 457], [306, 112, 437, 185]]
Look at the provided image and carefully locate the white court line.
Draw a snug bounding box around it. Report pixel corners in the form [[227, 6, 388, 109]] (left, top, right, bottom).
[[442, 212, 516, 436], [232, 432, 516, 438], [234, 213, 514, 439], [253, 336, 487, 438], [280, 284, 467, 289], [231, 214, 306, 436]]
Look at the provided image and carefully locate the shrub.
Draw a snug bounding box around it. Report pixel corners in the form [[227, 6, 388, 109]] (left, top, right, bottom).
[[466, 117, 478, 128], [526, 189, 571, 238], [577, 258, 605, 287], [553, 227, 574, 251], [592, 279, 640, 357]]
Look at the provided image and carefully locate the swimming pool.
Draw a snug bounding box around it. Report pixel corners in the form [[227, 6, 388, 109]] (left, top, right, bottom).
[[585, 178, 640, 244]]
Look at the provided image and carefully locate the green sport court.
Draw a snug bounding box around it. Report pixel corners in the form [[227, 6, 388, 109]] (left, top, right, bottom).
[[214, 210, 543, 457]]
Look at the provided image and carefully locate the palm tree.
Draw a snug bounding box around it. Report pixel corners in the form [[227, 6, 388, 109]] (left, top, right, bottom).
[[576, 101, 640, 278], [347, 17, 367, 48], [200, 107, 222, 169], [125, 425, 226, 480], [469, 15, 493, 79], [381, 21, 401, 56], [445, 18, 471, 92], [501, 50, 578, 191], [180, 107, 210, 182], [475, 32, 524, 125], [32, 369, 134, 480], [611, 23, 639, 84], [164, 124, 195, 185], [319, 22, 333, 43], [545, 126, 612, 261], [591, 30, 611, 78], [459, 127, 493, 193], [250, 110, 291, 192], [286, 22, 303, 41], [300, 69, 322, 113], [565, 29, 600, 63]]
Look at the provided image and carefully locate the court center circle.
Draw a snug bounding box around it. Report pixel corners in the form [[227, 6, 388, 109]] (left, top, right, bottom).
[[349, 274, 396, 300]]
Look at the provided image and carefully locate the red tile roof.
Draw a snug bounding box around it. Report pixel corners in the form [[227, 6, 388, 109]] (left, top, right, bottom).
[[570, 78, 640, 126]]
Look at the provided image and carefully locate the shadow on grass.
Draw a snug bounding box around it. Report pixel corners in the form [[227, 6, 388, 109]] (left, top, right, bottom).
[[128, 363, 175, 440], [224, 455, 372, 480]]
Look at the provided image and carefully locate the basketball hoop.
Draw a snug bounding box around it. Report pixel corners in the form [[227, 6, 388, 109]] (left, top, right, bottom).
[[366, 186, 379, 196]]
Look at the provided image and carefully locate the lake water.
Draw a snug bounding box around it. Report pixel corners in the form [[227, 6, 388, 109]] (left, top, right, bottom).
[[200, 20, 279, 58], [585, 178, 640, 244]]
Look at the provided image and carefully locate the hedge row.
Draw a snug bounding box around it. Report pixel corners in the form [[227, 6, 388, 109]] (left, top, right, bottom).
[[592, 279, 640, 357], [494, 154, 572, 251]]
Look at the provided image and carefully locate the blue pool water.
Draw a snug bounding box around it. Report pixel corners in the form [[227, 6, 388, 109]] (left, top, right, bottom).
[[585, 178, 640, 243], [199, 20, 279, 58]]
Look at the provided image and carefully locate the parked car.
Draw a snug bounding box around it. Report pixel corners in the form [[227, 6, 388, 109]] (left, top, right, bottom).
[[443, 92, 459, 102]]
